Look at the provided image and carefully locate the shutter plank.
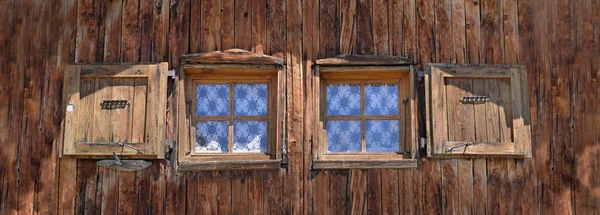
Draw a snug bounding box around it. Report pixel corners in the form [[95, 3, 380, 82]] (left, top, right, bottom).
[[111, 78, 134, 143], [132, 78, 148, 143], [93, 79, 113, 142], [63, 65, 81, 155]]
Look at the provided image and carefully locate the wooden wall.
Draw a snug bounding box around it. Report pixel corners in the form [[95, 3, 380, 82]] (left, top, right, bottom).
[[0, 0, 599, 214]]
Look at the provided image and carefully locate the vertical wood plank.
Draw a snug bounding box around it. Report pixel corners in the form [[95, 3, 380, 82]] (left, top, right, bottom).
[[314, 171, 330, 214], [390, 0, 403, 56], [198, 172, 218, 214], [573, 0, 599, 214], [339, 0, 357, 54], [231, 171, 249, 214], [222, 0, 235, 50], [349, 170, 367, 215], [330, 171, 349, 215], [201, 0, 222, 51], [100, 169, 118, 214], [550, 0, 575, 213], [111, 79, 134, 143], [264, 0, 286, 213], [235, 0, 252, 50], [381, 169, 399, 215], [402, 0, 416, 58], [247, 171, 264, 214], [117, 171, 137, 214], [189, 0, 202, 53], [216, 172, 231, 214], [373, 0, 390, 55], [356, 0, 373, 54], [103, 0, 123, 63], [135, 168, 151, 215], [122, 0, 141, 62], [186, 173, 198, 214], [251, 0, 267, 53]]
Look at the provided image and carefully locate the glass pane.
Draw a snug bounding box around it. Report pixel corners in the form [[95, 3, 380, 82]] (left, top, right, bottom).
[[195, 121, 229, 153], [366, 120, 400, 152], [327, 120, 361, 152], [196, 84, 229, 116], [327, 84, 361, 116], [365, 84, 399, 115], [234, 84, 268, 116], [233, 121, 268, 152]]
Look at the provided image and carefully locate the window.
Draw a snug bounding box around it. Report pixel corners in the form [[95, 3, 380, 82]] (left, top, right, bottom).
[[312, 55, 418, 169], [425, 64, 532, 157], [61, 63, 168, 158], [177, 49, 285, 171]]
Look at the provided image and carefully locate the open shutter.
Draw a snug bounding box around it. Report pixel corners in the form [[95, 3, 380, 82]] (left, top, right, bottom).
[[62, 63, 168, 158], [425, 64, 532, 157]]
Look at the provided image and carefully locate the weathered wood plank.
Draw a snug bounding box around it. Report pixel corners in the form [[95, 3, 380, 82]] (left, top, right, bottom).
[[381, 169, 399, 215], [182, 49, 285, 65], [216, 171, 232, 214], [221, 0, 235, 50], [339, 0, 357, 54], [103, 0, 123, 62], [349, 170, 367, 215], [100, 168, 118, 214], [201, 0, 221, 51], [122, 0, 141, 62], [550, 0, 575, 213], [198, 172, 218, 214], [373, 0, 390, 55], [356, 0, 373, 54], [314, 171, 330, 214], [235, 0, 252, 50], [117, 172, 139, 214], [330, 171, 349, 215], [252, 0, 267, 54], [231, 171, 249, 214], [247, 171, 264, 214]]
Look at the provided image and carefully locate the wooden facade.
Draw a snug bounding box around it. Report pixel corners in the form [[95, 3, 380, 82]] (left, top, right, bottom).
[[0, 0, 598, 214]]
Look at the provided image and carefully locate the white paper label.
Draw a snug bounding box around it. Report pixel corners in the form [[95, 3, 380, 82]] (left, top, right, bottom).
[[66, 104, 74, 112]]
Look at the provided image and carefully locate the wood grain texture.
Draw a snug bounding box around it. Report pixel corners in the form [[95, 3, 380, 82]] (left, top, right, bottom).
[[2, 0, 600, 214]]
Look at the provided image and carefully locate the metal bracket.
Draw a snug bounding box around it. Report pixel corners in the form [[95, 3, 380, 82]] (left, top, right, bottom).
[[459, 96, 490, 104], [100, 100, 130, 109]]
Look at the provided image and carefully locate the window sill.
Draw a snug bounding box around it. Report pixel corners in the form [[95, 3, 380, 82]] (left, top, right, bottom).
[[312, 159, 417, 169], [177, 159, 282, 171]]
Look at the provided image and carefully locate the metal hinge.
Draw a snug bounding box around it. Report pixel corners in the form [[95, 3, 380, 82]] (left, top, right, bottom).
[[420, 137, 427, 149], [280, 136, 288, 168], [418, 71, 425, 80], [168, 69, 176, 79], [164, 139, 175, 160]]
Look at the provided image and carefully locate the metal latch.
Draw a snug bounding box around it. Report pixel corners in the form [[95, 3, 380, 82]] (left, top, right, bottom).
[[459, 96, 490, 104], [100, 100, 130, 109]]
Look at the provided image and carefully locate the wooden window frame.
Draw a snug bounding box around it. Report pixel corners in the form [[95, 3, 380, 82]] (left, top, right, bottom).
[[176, 50, 286, 171], [61, 63, 168, 159], [312, 55, 418, 169], [425, 64, 532, 158]]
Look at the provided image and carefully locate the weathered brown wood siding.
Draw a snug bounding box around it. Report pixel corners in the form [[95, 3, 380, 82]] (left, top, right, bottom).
[[0, 0, 599, 214]]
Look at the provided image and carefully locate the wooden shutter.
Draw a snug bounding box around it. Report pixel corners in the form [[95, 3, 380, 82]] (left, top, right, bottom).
[[62, 63, 168, 158], [425, 64, 532, 157]]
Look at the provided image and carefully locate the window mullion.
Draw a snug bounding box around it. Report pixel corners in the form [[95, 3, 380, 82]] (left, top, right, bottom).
[[360, 82, 366, 152], [228, 82, 234, 153]]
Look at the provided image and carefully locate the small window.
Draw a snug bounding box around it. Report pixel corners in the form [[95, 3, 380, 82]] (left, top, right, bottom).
[[424, 64, 532, 157], [177, 49, 286, 171], [193, 82, 270, 153], [61, 63, 168, 158], [312, 55, 418, 169]]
